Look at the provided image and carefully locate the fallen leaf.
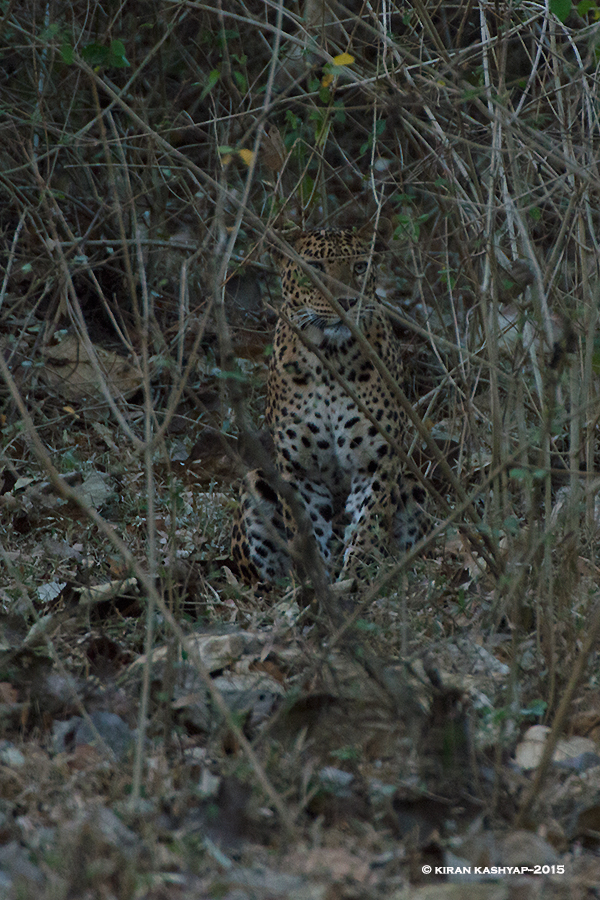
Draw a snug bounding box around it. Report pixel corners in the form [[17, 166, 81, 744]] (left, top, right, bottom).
[[42, 333, 143, 402], [0, 683, 18, 704], [331, 52, 355, 66], [238, 148, 255, 166]]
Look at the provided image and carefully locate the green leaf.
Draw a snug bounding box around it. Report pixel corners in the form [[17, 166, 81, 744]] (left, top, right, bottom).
[[285, 110, 300, 130], [330, 745, 359, 760], [354, 619, 379, 633], [81, 42, 109, 67], [577, 0, 596, 13], [508, 467, 529, 481], [60, 42, 73, 64], [333, 100, 346, 124], [299, 173, 315, 204], [214, 369, 248, 382], [217, 29, 240, 45], [81, 40, 129, 69], [502, 515, 520, 536], [40, 23, 61, 41], [108, 39, 129, 68], [201, 68, 220, 101], [550, 0, 572, 21], [233, 70, 247, 93]]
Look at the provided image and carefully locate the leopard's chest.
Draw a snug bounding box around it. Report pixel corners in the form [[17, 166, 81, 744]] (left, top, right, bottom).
[[266, 319, 401, 481]]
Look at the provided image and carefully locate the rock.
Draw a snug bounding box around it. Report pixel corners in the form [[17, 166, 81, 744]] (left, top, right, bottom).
[[501, 830, 558, 867], [53, 711, 133, 760]]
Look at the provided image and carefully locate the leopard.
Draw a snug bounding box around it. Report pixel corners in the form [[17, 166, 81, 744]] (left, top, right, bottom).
[[231, 222, 424, 585]]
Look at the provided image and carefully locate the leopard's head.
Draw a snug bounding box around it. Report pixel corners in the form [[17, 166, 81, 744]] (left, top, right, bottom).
[[274, 223, 391, 343]]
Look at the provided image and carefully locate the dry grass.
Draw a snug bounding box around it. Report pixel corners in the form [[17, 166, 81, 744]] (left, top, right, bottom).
[[2, 0, 600, 895]]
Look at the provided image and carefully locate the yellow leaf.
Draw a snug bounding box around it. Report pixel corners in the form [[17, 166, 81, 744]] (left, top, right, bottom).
[[321, 72, 334, 88], [221, 153, 233, 166], [238, 148, 255, 166], [63, 405, 78, 416], [331, 52, 355, 66]]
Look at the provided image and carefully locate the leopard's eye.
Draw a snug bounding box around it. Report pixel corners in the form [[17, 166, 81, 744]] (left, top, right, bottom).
[[354, 260, 369, 276]]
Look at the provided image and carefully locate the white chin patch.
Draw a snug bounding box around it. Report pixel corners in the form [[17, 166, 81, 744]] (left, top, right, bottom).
[[323, 323, 352, 343]]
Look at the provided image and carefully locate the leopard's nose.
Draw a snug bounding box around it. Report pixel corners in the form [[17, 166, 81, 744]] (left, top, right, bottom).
[[337, 297, 356, 312]]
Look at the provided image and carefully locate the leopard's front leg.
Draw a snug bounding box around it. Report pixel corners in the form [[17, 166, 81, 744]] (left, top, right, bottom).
[[340, 463, 399, 577], [276, 465, 335, 572]]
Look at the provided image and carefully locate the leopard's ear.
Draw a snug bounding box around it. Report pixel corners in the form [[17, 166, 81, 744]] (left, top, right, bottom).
[[356, 217, 394, 250], [375, 216, 394, 248]]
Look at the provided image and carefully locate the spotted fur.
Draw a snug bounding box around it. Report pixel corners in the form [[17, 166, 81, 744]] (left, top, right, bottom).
[[231, 225, 424, 584]]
